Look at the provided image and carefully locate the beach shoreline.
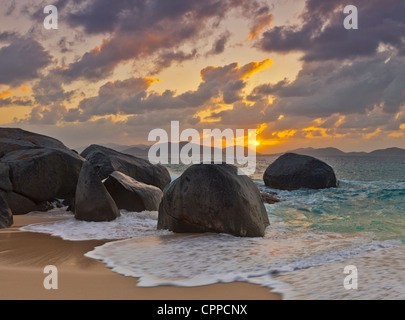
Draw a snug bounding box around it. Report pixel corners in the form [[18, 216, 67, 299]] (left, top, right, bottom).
[[0, 215, 281, 300]]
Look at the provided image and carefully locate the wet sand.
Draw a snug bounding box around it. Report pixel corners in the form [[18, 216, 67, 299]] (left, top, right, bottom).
[[0, 215, 281, 300]]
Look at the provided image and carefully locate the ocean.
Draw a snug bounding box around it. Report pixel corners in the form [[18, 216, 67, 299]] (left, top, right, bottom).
[[22, 155, 405, 300]]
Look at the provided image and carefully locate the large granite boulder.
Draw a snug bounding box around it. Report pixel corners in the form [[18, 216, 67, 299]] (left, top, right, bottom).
[[0, 128, 85, 214], [104, 171, 163, 212], [0, 163, 12, 192], [75, 161, 120, 222], [263, 153, 338, 191], [0, 128, 70, 158], [0, 190, 52, 215], [158, 164, 270, 237], [81, 145, 170, 190], [0, 193, 13, 229]]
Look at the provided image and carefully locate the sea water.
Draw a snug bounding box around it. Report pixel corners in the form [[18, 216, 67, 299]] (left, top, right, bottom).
[[22, 155, 405, 300]]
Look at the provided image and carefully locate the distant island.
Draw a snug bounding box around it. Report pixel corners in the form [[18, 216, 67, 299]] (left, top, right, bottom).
[[75, 142, 260, 159], [74, 144, 405, 159], [269, 147, 405, 158]]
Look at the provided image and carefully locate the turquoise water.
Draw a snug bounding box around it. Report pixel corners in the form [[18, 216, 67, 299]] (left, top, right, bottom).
[[255, 156, 405, 242], [165, 155, 405, 241]]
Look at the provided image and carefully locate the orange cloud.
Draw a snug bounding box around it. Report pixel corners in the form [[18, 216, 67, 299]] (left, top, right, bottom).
[[239, 59, 273, 79], [19, 85, 30, 93], [303, 126, 329, 138], [247, 13, 273, 41], [389, 131, 404, 138], [199, 60, 272, 83], [90, 38, 110, 55], [272, 129, 297, 139], [0, 91, 13, 99]]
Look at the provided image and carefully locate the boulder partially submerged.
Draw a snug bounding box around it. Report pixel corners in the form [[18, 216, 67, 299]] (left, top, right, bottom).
[[263, 153, 338, 191], [104, 171, 163, 212], [74, 161, 120, 222], [81, 145, 171, 190], [0, 128, 84, 214], [158, 164, 269, 237]]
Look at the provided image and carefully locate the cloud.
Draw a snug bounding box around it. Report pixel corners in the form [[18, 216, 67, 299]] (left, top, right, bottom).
[[0, 31, 17, 42], [259, 0, 405, 61], [200, 59, 272, 82], [5, 0, 16, 16], [247, 55, 405, 121], [60, 0, 268, 81], [152, 49, 198, 74], [0, 38, 52, 86], [23, 104, 68, 125], [206, 32, 231, 56], [209, 100, 268, 128], [0, 98, 33, 107], [247, 8, 273, 41], [32, 70, 76, 106], [26, 59, 272, 125]]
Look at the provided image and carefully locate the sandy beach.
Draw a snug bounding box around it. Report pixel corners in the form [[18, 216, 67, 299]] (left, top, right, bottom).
[[0, 215, 281, 300]]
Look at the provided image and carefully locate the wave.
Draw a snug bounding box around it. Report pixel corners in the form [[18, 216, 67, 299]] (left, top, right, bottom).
[[21, 211, 171, 241], [21, 204, 404, 299]]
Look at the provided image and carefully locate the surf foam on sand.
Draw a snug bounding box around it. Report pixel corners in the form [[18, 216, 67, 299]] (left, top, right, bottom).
[[21, 210, 403, 299]]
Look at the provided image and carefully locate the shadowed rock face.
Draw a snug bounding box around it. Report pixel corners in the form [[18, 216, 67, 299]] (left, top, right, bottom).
[[104, 171, 163, 212], [0, 193, 13, 229], [158, 164, 270, 238], [0, 128, 85, 214], [75, 161, 120, 222], [0, 190, 53, 215], [81, 145, 171, 190], [263, 153, 338, 191]]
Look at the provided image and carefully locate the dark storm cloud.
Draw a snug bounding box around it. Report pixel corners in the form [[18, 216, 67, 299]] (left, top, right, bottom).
[[23, 0, 73, 23], [66, 0, 236, 34], [0, 31, 18, 43], [60, 0, 265, 81], [0, 98, 33, 107], [260, 0, 405, 61], [0, 38, 52, 85], [255, 54, 405, 120]]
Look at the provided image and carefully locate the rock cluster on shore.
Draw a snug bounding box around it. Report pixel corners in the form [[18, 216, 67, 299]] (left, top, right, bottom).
[[0, 128, 339, 237], [74, 145, 169, 221], [0, 128, 84, 215], [0, 128, 171, 225], [81, 145, 170, 190]]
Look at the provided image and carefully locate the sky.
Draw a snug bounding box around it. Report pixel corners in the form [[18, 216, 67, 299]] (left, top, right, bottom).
[[0, 0, 404, 153]]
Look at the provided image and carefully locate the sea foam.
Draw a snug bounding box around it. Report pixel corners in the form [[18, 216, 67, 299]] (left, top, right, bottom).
[[21, 208, 403, 299], [21, 211, 170, 241]]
